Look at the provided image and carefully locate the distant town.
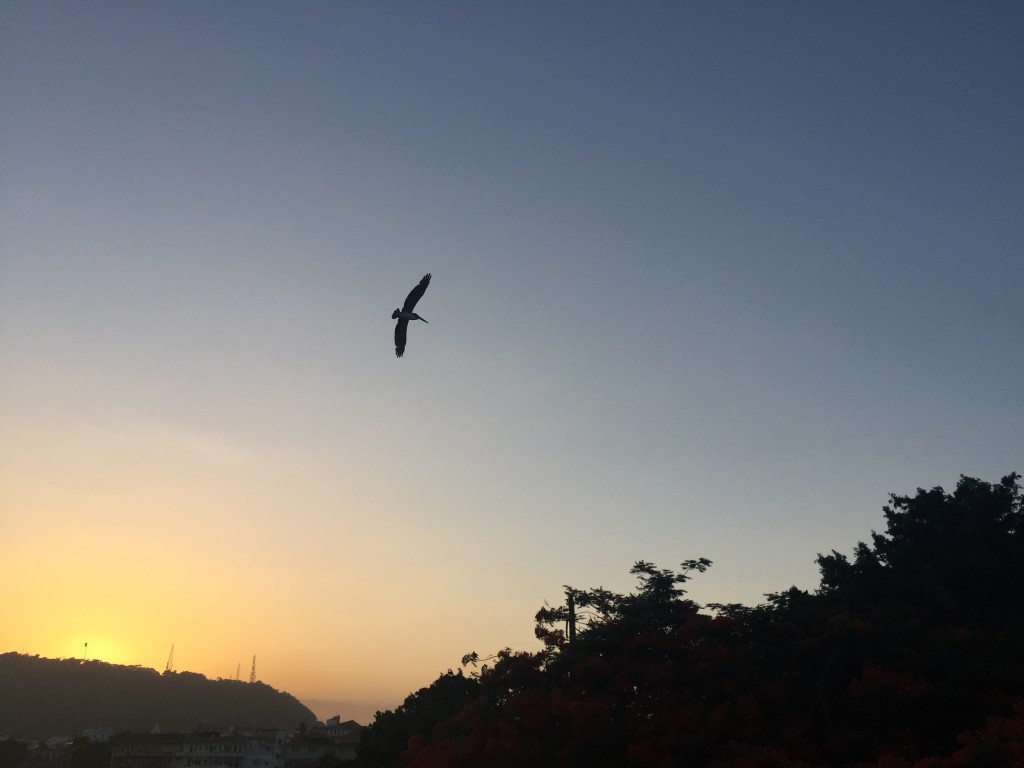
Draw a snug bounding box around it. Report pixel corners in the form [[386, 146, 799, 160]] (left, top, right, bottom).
[[1, 717, 365, 768]]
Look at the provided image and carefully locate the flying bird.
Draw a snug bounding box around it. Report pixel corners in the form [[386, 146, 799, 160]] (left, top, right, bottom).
[[393, 273, 431, 357]]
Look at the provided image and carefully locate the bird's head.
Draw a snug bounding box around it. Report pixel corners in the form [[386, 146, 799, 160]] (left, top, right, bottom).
[[392, 308, 401, 319]]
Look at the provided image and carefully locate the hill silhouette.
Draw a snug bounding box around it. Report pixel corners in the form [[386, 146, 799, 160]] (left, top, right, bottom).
[[0, 654, 316, 738]]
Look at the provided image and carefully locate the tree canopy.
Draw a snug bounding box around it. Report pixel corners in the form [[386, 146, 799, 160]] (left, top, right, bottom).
[[816, 473, 1024, 616], [354, 473, 1024, 767]]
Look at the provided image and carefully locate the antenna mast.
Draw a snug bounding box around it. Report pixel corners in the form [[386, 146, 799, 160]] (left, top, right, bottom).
[[249, 655, 256, 684], [165, 644, 175, 673]]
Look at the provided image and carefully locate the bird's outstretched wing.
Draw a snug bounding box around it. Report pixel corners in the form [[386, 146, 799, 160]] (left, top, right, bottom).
[[402, 273, 431, 312], [394, 318, 409, 358]]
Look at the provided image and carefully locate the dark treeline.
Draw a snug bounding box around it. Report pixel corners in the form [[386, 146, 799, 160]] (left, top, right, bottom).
[[0, 656, 316, 738], [353, 474, 1024, 767]]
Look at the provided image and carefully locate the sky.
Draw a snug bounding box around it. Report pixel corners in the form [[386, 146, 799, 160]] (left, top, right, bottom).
[[1, 2, 1022, 726]]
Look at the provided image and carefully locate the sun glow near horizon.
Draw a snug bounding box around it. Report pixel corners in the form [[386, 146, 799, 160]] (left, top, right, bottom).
[[2, 443, 508, 717]]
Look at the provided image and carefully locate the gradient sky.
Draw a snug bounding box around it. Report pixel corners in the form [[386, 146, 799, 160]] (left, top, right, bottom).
[[2, 2, 1022, 725]]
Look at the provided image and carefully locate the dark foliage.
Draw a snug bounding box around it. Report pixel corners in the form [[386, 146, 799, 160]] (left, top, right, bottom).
[[356, 473, 1024, 767], [816, 473, 1024, 618], [351, 671, 479, 768], [0, 656, 316, 738]]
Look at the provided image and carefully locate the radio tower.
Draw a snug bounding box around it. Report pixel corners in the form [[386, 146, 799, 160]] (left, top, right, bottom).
[[165, 644, 175, 673], [249, 655, 256, 684]]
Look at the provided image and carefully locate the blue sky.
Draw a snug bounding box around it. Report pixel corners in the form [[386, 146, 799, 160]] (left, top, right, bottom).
[[1, 2, 1021, 723]]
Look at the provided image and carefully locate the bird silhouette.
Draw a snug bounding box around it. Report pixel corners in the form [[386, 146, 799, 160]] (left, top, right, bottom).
[[393, 273, 431, 357]]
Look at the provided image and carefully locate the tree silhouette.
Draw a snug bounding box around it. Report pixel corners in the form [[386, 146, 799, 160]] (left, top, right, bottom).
[[816, 473, 1023, 616], [351, 670, 479, 768], [356, 473, 1024, 767]]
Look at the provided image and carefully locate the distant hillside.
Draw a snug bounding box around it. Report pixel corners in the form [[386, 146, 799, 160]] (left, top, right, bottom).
[[0, 654, 317, 739]]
